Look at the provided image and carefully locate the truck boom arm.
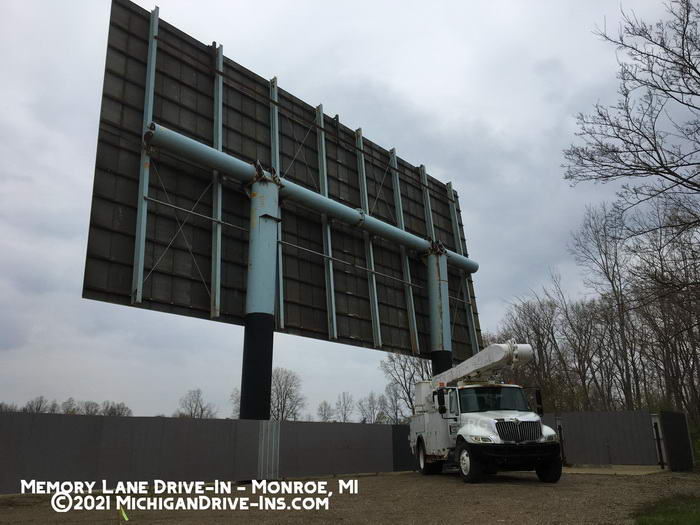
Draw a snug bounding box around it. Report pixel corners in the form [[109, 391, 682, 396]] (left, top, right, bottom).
[[432, 342, 533, 387]]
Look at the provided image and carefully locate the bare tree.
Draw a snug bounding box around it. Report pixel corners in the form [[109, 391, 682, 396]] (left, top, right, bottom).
[[0, 402, 18, 413], [270, 368, 305, 421], [61, 397, 79, 415], [335, 392, 354, 422], [101, 401, 133, 417], [316, 400, 334, 422], [564, 0, 700, 235], [22, 396, 50, 413], [379, 353, 431, 415], [78, 400, 101, 416], [357, 392, 387, 424], [230, 388, 240, 419], [174, 388, 217, 418], [570, 205, 640, 409], [383, 383, 406, 424]]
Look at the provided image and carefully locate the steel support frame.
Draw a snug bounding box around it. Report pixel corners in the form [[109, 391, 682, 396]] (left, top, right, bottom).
[[447, 182, 480, 356], [144, 124, 481, 385], [419, 165, 435, 238], [356, 128, 382, 348], [390, 149, 419, 354], [145, 123, 478, 274], [270, 77, 284, 330], [240, 173, 281, 420], [131, 7, 159, 304], [210, 43, 223, 318], [317, 105, 338, 339]]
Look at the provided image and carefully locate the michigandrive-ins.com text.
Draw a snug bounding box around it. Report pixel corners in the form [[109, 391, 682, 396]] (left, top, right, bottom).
[[21, 479, 360, 513]]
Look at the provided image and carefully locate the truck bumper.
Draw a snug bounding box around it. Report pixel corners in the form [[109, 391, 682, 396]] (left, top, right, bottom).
[[469, 442, 560, 471]]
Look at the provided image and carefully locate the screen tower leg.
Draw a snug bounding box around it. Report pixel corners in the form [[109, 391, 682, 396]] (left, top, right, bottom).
[[239, 169, 281, 420]]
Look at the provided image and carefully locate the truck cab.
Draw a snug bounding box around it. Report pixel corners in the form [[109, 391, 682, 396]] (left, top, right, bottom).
[[409, 343, 562, 483]]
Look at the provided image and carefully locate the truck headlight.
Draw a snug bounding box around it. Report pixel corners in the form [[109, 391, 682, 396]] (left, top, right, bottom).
[[544, 434, 558, 442], [468, 435, 493, 443]]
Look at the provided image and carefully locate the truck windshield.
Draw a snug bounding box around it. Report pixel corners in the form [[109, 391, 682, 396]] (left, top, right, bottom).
[[459, 387, 530, 412]]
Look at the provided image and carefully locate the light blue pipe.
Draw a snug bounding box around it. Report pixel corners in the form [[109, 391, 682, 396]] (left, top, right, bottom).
[[245, 178, 280, 315], [144, 123, 479, 274]]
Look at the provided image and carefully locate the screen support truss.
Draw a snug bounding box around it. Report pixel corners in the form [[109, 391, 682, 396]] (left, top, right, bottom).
[[130, 7, 159, 304], [144, 122, 479, 419], [270, 78, 284, 330], [356, 128, 382, 348], [210, 43, 224, 318], [317, 106, 338, 340], [447, 182, 480, 356], [390, 150, 420, 354]]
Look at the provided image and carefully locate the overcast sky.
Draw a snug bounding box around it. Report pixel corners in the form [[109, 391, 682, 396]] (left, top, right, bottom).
[[0, 0, 668, 418]]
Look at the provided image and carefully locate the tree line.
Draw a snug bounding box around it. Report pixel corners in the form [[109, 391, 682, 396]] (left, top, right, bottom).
[[229, 364, 422, 424], [0, 360, 422, 424], [0, 397, 132, 416]]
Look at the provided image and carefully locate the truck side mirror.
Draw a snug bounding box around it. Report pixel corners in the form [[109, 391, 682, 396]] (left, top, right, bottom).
[[436, 389, 447, 414], [535, 389, 544, 417]]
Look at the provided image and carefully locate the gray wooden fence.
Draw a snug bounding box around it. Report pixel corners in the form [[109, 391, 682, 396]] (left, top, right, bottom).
[[543, 410, 658, 465], [0, 409, 694, 494], [0, 413, 414, 494], [543, 410, 693, 470]]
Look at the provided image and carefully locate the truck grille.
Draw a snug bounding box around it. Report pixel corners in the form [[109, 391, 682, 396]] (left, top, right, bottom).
[[495, 421, 542, 442]]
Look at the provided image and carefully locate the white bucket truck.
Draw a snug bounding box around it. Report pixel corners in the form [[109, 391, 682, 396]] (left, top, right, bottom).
[[409, 342, 562, 483]]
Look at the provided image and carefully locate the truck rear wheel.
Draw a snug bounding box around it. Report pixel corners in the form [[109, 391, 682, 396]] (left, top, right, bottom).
[[417, 441, 443, 475], [536, 457, 562, 483], [457, 442, 483, 483]]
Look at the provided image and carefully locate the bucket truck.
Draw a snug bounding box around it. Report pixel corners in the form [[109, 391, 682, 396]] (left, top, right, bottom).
[[409, 342, 562, 483]]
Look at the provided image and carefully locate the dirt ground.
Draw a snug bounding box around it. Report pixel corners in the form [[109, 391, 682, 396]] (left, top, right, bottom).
[[1, 470, 699, 525]]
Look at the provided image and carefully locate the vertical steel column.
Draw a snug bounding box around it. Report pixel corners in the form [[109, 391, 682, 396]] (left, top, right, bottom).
[[389, 149, 419, 354], [240, 175, 280, 420], [421, 165, 451, 372], [419, 165, 435, 238], [210, 44, 223, 318], [316, 105, 338, 339], [447, 182, 480, 356], [427, 246, 452, 374], [356, 129, 382, 348], [131, 7, 159, 304], [270, 77, 284, 330]]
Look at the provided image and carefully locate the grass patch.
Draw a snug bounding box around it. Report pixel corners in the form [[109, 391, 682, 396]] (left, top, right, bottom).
[[635, 495, 700, 524]]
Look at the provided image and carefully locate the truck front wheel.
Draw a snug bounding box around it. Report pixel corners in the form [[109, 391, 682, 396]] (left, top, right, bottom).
[[417, 441, 443, 475], [536, 457, 562, 483], [456, 442, 483, 483]]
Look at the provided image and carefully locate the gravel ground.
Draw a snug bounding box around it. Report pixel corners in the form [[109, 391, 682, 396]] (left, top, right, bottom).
[[1, 470, 698, 524]]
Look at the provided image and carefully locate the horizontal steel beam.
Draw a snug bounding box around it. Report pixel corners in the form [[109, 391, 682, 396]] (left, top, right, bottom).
[[144, 123, 479, 274]]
